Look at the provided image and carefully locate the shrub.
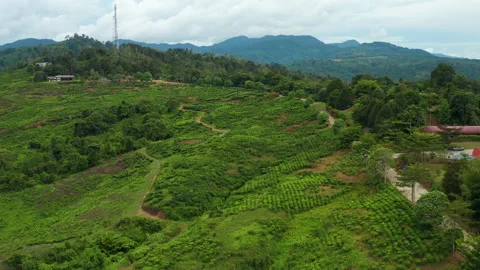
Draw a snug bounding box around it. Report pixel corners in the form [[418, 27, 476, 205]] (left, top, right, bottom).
[[317, 112, 329, 128]]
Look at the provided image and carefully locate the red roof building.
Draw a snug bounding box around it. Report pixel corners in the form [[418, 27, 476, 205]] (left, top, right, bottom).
[[424, 126, 480, 135], [473, 148, 480, 158]]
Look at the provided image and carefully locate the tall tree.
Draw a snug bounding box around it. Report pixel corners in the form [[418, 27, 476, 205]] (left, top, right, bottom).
[[398, 164, 432, 203], [442, 160, 468, 200], [366, 147, 395, 184], [431, 63, 456, 87]]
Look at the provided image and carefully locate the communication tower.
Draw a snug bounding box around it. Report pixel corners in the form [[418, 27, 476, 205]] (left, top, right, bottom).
[[113, 3, 119, 49]]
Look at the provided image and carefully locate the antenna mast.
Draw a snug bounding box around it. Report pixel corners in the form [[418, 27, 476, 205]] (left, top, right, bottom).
[[113, 3, 119, 49]]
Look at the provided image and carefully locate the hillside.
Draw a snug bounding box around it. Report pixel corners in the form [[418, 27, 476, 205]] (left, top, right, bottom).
[[289, 55, 480, 81], [0, 38, 56, 51], [0, 69, 473, 269], [3, 35, 480, 81]]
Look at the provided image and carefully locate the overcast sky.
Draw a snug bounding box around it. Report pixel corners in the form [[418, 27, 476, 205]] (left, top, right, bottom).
[[1, 0, 479, 59]]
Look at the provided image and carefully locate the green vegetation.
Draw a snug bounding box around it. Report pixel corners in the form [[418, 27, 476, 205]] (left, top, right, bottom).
[[1, 36, 479, 269]]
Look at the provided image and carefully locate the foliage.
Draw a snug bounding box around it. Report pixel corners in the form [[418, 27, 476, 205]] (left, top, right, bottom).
[[332, 119, 346, 134], [316, 111, 329, 128], [366, 146, 395, 184], [398, 164, 432, 203], [414, 191, 449, 228]]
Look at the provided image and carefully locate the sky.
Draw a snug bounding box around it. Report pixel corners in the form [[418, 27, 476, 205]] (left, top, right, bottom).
[[1, 0, 479, 59]]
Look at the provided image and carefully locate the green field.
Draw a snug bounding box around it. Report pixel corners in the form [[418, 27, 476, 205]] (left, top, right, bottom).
[[0, 71, 462, 269]]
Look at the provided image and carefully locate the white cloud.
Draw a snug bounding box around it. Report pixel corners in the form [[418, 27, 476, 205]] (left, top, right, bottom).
[[0, 0, 479, 58]]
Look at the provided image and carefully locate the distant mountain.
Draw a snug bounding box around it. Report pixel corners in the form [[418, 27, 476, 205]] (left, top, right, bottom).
[[433, 53, 464, 59], [0, 38, 56, 50], [329, 40, 360, 48], [2, 35, 480, 81], [118, 36, 436, 64]]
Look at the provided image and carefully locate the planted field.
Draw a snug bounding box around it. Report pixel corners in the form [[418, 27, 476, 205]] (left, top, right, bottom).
[[0, 72, 461, 269]]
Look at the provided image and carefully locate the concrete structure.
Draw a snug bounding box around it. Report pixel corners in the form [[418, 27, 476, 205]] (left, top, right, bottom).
[[47, 75, 75, 82], [35, 62, 51, 67]]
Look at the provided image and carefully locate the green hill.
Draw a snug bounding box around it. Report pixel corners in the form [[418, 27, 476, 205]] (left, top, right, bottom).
[[4, 35, 480, 81], [0, 38, 56, 51]]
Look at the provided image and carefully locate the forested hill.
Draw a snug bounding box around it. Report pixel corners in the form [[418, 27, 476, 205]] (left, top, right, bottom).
[[4, 34, 480, 81], [0, 38, 56, 50]]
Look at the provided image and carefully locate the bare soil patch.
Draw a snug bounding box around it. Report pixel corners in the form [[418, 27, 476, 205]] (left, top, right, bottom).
[[86, 159, 125, 175], [152, 80, 187, 86], [0, 129, 5, 134], [273, 112, 288, 123], [283, 120, 317, 132], [179, 139, 202, 145], [299, 151, 346, 173], [284, 124, 301, 132], [138, 206, 166, 220], [78, 207, 108, 220], [335, 172, 366, 183], [421, 251, 463, 270], [85, 88, 98, 92], [26, 121, 45, 129]]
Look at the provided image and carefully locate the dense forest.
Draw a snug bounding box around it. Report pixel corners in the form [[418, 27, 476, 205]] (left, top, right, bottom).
[[3, 34, 480, 81], [1, 34, 480, 269]]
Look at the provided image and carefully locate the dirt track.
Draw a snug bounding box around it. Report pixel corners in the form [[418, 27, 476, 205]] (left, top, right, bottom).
[[137, 149, 164, 219], [178, 104, 229, 137]]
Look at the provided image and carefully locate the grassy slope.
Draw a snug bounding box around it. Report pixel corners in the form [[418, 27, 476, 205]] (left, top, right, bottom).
[[0, 71, 459, 269]]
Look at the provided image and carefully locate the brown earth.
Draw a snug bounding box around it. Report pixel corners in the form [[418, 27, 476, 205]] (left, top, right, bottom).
[[421, 251, 463, 270], [85, 88, 99, 92], [152, 80, 187, 86], [78, 207, 108, 220], [298, 151, 346, 173], [283, 120, 317, 133], [138, 206, 167, 219], [273, 112, 288, 123], [283, 125, 301, 132], [335, 172, 367, 183], [179, 139, 202, 145], [86, 159, 125, 175]]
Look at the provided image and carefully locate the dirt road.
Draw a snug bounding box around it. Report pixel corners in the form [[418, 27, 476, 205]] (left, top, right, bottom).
[[178, 103, 229, 137], [137, 149, 164, 219]]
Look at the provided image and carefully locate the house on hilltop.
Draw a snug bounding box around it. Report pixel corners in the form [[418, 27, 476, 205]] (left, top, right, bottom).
[[48, 75, 75, 82], [35, 62, 51, 67]]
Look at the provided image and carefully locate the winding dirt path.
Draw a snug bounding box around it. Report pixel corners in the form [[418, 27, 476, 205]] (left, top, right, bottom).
[[178, 103, 229, 137], [137, 149, 164, 219]]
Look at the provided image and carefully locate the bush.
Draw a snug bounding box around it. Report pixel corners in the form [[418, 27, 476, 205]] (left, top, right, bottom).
[[317, 111, 329, 128], [33, 71, 47, 82], [333, 119, 346, 134]]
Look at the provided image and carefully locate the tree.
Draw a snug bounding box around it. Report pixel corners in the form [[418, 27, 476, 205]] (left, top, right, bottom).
[[354, 80, 382, 98], [450, 92, 479, 125], [442, 160, 468, 200], [431, 63, 456, 87], [398, 164, 432, 203], [400, 133, 444, 165], [438, 99, 452, 124], [328, 88, 353, 110], [398, 105, 425, 134], [366, 147, 395, 184], [414, 191, 449, 228], [460, 237, 480, 270], [332, 119, 346, 134], [33, 71, 47, 82], [446, 195, 474, 226]]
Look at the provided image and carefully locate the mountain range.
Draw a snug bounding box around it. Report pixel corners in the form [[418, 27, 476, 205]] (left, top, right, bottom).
[[1, 35, 480, 81]]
